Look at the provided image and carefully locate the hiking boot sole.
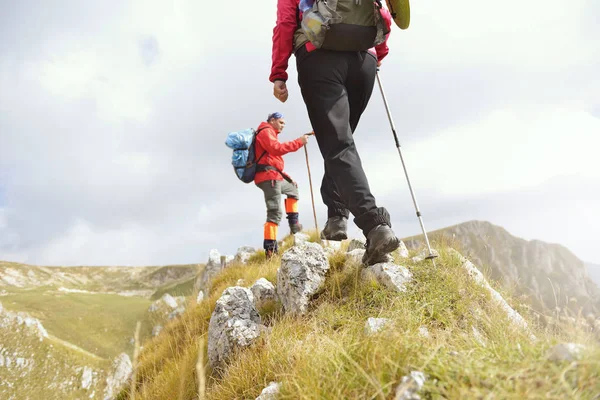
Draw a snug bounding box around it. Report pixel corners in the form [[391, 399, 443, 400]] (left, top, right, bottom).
[[320, 230, 348, 241], [362, 235, 400, 266]]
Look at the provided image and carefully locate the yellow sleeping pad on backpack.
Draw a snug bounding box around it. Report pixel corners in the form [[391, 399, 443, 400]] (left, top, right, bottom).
[[385, 0, 410, 30]]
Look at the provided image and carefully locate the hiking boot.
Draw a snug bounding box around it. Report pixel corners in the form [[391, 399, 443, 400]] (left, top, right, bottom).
[[265, 247, 278, 260], [290, 223, 303, 235], [320, 216, 348, 241], [362, 224, 400, 266]]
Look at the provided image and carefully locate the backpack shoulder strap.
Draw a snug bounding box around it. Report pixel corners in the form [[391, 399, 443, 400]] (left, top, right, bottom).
[[254, 126, 270, 163]]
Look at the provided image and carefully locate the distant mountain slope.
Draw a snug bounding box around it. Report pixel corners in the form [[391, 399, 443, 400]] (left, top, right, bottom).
[[0, 261, 199, 294], [404, 220, 600, 316], [0, 261, 204, 399], [587, 263, 600, 289]]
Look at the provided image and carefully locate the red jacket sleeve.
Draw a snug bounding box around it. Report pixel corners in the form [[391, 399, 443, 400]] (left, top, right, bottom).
[[375, 8, 392, 63], [257, 129, 304, 157], [270, 0, 298, 82]]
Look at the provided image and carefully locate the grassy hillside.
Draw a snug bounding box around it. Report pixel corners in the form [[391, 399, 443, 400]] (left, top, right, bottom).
[[120, 235, 600, 399], [151, 276, 197, 301], [1, 290, 153, 359], [0, 309, 109, 399], [0, 262, 203, 362], [0, 261, 205, 399]]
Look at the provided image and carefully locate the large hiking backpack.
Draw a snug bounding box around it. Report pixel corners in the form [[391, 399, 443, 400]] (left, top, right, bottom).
[[299, 0, 390, 51], [225, 127, 268, 183]]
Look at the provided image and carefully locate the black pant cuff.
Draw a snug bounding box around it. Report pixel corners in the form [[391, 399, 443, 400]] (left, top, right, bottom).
[[354, 207, 391, 236], [327, 208, 350, 219]]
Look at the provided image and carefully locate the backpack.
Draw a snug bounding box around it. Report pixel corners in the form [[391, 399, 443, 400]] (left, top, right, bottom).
[[299, 0, 389, 52], [225, 127, 268, 184]]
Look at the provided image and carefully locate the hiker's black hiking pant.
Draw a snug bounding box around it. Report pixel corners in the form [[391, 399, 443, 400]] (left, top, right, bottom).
[[295, 47, 391, 236]]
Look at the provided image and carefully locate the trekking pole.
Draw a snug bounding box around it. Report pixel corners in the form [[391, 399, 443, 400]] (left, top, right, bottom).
[[375, 69, 437, 264], [304, 132, 320, 241]]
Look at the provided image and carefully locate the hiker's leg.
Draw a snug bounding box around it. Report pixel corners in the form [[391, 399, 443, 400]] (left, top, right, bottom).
[[347, 52, 400, 265], [257, 180, 282, 256], [319, 166, 349, 240], [281, 180, 302, 233], [347, 52, 377, 133], [296, 49, 390, 236], [320, 166, 349, 219], [318, 52, 377, 223], [318, 50, 377, 222]]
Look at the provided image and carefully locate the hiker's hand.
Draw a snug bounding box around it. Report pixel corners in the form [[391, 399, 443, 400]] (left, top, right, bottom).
[[377, 60, 382, 67], [274, 81, 288, 103], [300, 134, 310, 145]]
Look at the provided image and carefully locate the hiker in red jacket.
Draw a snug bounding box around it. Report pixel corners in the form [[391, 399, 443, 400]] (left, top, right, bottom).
[[255, 112, 312, 258], [268, 1, 400, 266]]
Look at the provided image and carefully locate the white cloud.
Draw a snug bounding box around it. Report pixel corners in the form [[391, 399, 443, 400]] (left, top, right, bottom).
[[393, 0, 594, 70], [367, 107, 600, 198], [113, 152, 152, 173], [32, 0, 226, 123]]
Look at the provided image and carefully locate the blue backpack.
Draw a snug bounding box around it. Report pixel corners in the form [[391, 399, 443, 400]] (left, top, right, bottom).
[[225, 127, 268, 183]]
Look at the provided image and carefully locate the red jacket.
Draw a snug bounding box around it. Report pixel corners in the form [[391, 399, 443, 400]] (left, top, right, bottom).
[[270, 1, 393, 82], [254, 121, 305, 185]]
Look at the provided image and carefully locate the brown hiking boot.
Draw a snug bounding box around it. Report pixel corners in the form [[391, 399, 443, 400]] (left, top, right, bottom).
[[362, 224, 400, 266], [290, 223, 303, 235], [265, 248, 278, 260]]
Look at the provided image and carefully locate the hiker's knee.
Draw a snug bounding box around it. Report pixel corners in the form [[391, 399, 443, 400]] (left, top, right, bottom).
[[266, 208, 282, 225]]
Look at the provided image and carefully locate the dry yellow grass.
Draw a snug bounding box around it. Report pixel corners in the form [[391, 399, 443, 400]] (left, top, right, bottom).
[[118, 238, 600, 400]]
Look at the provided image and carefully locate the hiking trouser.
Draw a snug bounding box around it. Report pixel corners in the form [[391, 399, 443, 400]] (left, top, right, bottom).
[[295, 47, 391, 236], [257, 179, 300, 252], [257, 179, 299, 225]]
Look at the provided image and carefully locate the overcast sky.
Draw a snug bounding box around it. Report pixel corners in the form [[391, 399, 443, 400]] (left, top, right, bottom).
[[1, 0, 599, 267]]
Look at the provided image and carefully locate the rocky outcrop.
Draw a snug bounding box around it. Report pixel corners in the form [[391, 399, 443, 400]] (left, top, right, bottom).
[[397, 241, 410, 259], [347, 238, 366, 252], [198, 249, 235, 292], [250, 278, 276, 310], [293, 233, 311, 247], [276, 243, 330, 315], [104, 353, 133, 400], [148, 293, 187, 321], [168, 306, 186, 320], [0, 302, 48, 340], [394, 371, 426, 400], [347, 249, 366, 264], [364, 318, 391, 335], [362, 263, 413, 293], [235, 246, 256, 264], [547, 343, 586, 362], [80, 366, 93, 390], [208, 287, 262, 370], [323, 240, 342, 256], [450, 249, 536, 340], [152, 325, 163, 337], [256, 381, 281, 400]]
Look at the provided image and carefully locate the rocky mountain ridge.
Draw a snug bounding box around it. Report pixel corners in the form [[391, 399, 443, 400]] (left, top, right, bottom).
[[0, 261, 199, 296], [404, 220, 600, 316]]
